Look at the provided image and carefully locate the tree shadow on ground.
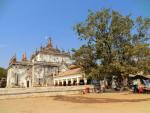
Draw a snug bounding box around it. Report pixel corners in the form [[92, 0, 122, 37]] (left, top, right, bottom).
[[52, 95, 150, 104]]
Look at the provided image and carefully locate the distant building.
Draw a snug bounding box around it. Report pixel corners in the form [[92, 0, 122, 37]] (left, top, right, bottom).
[[7, 38, 73, 88]]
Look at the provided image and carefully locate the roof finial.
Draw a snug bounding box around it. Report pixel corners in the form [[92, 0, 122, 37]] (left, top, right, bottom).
[[22, 52, 27, 61], [35, 48, 39, 55], [56, 45, 60, 52], [40, 44, 43, 51], [47, 37, 52, 48]]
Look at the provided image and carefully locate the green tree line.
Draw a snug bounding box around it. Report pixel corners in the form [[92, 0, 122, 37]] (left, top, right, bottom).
[[0, 67, 7, 78]]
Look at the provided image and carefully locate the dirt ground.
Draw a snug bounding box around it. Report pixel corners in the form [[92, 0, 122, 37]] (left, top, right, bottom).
[[0, 92, 150, 113]]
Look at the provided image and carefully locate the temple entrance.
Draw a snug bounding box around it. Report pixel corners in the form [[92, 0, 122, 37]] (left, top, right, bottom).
[[27, 81, 30, 87], [15, 74, 19, 86]]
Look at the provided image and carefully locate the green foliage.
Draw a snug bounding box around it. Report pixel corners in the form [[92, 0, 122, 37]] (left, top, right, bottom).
[[73, 9, 150, 79], [0, 67, 7, 78]]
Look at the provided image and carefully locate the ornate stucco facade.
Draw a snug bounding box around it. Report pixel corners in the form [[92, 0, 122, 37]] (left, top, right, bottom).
[[7, 38, 73, 88]]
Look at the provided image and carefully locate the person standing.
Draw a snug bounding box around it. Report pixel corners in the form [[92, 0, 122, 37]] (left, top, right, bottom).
[[112, 79, 117, 91], [100, 80, 105, 93], [133, 79, 138, 93]]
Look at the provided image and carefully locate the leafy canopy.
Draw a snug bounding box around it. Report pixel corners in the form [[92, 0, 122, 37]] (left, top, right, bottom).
[[0, 67, 7, 78], [73, 9, 150, 79]]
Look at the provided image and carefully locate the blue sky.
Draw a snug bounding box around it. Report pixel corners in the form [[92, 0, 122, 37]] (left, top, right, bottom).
[[0, 0, 150, 68]]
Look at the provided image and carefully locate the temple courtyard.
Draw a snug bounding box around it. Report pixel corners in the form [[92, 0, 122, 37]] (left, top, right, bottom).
[[0, 92, 150, 113]]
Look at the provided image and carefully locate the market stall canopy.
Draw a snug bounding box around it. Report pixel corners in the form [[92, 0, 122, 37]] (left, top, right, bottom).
[[129, 74, 150, 79]]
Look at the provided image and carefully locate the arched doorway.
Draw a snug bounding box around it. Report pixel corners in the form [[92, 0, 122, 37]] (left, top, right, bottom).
[[15, 74, 19, 86], [27, 81, 30, 87]]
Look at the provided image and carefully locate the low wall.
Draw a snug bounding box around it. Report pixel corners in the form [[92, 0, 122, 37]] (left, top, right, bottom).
[[0, 85, 94, 100]]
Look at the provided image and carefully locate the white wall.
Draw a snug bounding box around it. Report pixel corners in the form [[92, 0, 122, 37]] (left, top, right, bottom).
[[7, 66, 30, 88], [33, 53, 72, 64]]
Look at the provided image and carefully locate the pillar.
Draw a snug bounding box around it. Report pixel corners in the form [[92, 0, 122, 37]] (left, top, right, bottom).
[[71, 78, 74, 86], [54, 80, 56, 86], [66, 79, 68, 86], [77, 77, 80, 85], [84, 78, 87, 85], [61, 80, 64, 86]]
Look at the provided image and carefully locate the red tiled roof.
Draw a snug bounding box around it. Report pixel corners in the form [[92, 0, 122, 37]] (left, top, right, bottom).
[[58, 68, 82, 76]]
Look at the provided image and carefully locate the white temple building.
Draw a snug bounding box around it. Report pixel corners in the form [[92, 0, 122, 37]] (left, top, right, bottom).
[[7, 38, 87, 88]]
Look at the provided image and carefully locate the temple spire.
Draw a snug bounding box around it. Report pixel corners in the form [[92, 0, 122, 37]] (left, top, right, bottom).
[[47, 37, 52, 48], [22, 52, 27, 61]]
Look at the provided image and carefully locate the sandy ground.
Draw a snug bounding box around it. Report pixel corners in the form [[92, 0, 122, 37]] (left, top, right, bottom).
[[0, 92, 150, 113]]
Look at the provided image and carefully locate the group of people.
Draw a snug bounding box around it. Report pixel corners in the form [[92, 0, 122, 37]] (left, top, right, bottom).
[[93, 76, 129, 93], [93, 78, 120, 93], [132, 79, 150, 93], [92, 76, 150, 93]]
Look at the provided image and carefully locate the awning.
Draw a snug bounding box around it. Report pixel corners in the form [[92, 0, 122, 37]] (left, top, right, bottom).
[[129, 74, 150, 79]]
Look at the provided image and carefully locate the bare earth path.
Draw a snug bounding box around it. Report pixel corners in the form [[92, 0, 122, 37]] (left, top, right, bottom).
[[0, 92, 150, 113]]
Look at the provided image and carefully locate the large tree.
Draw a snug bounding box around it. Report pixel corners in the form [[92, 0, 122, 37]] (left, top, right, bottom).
[[73, 9, 150, 79]]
